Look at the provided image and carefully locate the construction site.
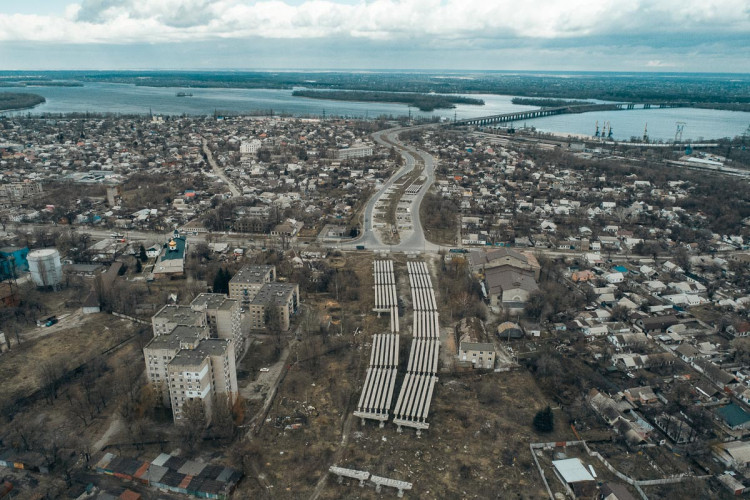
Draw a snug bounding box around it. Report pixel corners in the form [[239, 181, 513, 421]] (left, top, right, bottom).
[[225, 251, 568, 499]]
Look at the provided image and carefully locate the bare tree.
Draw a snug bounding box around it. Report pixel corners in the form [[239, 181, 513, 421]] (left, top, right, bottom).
[[39, 356, 70, 404], [7, 412, 46, 451], [210, 394, 236, 440], [66, 387, 94, 427], [179, 398, 207, 452]]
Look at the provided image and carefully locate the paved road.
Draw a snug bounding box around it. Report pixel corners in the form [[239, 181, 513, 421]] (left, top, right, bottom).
[[342, 125, 440, 253], [203, 137, 241, 197]]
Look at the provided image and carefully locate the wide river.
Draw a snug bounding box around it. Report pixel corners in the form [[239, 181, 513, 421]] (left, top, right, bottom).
[[3, 82, 748, 142]]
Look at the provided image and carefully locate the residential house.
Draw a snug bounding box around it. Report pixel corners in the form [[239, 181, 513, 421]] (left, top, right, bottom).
[[637, 315, 680, 334], [695, 359, 738, 391], [469, 247, 541, 280], [458, 342, 495, 369], [551, 458, 597, 499], [484, 267, 539, 309], [605, 272, 625, 284], [717, 403, 750, 431], [714, 441, 750, 470], [624, 386, 658, 405]]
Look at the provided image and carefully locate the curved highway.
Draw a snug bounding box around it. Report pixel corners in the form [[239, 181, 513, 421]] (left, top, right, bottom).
[[343, 125, 440, 253]]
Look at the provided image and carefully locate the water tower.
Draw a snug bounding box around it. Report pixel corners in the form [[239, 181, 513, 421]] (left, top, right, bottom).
[[28, 248, 63, 288]]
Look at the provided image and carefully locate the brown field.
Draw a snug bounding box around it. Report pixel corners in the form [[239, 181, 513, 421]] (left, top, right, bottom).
[[0, 312, 139, 406]]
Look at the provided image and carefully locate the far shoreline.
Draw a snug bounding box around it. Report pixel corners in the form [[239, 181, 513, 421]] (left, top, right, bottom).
[[0, 92, 47, 112]]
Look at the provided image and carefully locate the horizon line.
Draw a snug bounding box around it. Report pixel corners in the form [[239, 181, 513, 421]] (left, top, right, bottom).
[[1, 68, 750, 76]]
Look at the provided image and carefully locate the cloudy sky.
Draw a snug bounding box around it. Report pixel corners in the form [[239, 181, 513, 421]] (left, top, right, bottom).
[[0, 0, 748, 72]]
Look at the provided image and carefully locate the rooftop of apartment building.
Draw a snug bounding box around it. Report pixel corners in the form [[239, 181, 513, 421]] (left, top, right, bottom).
[[251, 283, 297, 306], [153, 304, 205, 324], [168, 338, 232, 368], [145, 325, 208, 351], [230, 264, 275, 284], [191, 293, 237, 311]]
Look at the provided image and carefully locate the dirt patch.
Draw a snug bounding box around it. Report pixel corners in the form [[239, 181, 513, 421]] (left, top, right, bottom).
[[0, 313, 138, 405]]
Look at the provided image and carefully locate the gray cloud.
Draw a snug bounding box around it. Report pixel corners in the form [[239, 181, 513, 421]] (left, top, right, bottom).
[[0, 0, 747, 72], [76, 0, 219, 28]]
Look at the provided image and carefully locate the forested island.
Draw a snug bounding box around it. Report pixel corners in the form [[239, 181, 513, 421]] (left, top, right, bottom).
[[0, 71, 747, 111], [511, 97, 594, 107], [0, 92, 46, 111], [0, 77, 82, 88], [292, 90, 484, 111]]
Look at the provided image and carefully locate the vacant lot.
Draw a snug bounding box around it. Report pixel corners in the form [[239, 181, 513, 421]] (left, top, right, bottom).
[[232, 336, 569, 499], [323, 370, 570, 500], [0, 312, 140, 408]]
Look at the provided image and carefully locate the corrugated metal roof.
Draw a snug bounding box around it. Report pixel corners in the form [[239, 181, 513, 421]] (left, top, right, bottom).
[[164, 456, 187, 471], [216, 467, 235, 483], [718, 403, 750, 428], [144, 464, 168, 483], [95, 453, 115, 470], [552, 458, 595, 484], [159, 470, 186, 487], [198, 464, 223, 479], [151, 453, 171, 467], [178, 460, 206, 476], [200, 478, 226, 494], [717, 441, 750, 464]]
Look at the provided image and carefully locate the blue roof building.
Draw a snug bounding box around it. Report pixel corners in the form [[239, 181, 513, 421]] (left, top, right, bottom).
[[718, 403, 750, 430], [0, 246, 29, 281]]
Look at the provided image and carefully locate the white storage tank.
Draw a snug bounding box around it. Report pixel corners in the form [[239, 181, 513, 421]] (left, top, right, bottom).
[[28, 248, 63, 288]]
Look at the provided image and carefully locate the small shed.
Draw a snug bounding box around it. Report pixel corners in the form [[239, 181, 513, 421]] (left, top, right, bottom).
[[552, 458, 597, 498]]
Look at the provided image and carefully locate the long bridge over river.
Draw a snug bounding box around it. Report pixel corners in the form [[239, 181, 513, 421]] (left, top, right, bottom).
[[451, 102, 681, 127]]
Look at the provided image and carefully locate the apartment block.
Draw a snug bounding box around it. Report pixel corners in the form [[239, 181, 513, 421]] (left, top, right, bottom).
[[228, 265, 276, 306], [246, 283, 300, 331], [144, 300, 240, 423], [336, 145, 373, 160], [190, 293, 245, 359], [144, 324, 209, 405], [151, 305, 205, 337], [167, 339, 237, 423]]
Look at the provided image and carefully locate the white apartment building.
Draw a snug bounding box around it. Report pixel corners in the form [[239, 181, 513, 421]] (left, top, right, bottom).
[[190, 293, 244, 358], [151, 305, 205, 337], [228, 264, 276, 306], [240, 139, 262, 155], [144, 301, 240, 423], [336, 145, 373, 160], [167, 339, 237, 423]]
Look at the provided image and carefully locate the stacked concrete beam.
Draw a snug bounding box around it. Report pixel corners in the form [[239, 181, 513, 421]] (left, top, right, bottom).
[[354, 332, 400, 426], [413, 311, 439, 339], [329, 467, 412, 497], [329, 466, 369, 487], [371, 475, 413, 497], [393, 260, 441, 435], [407, 261, 437, 312], [404, 183, 422, 196], [373, 259, 399, 334]]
